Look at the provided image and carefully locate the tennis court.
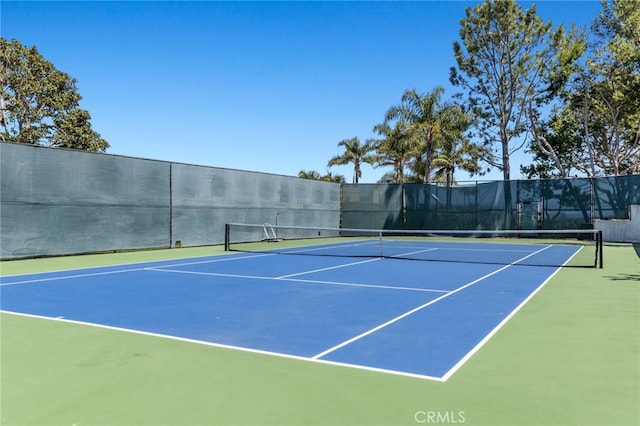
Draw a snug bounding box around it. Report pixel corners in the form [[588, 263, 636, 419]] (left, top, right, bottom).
[[1, 140, 638, 425], [1, 241, 638, 426], [0, 226, 601, 382]]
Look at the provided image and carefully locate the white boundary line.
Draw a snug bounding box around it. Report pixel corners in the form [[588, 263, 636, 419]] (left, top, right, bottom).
[[0, 267, 149, 287], [439, 265, 563, 381], [2, 243, 578, 382], [311, 265, 511, 359], [0, 310, 443, 382], [439, 246, 581, 380], [143, 252, 275, 268], [311, 245, 553, 360], [0, 251, 256, 279], [0, 252, 274, 287]]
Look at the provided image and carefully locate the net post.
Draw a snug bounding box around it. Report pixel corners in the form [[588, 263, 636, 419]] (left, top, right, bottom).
[[224, 223, 230, 251], [597, 230, 603, 269]]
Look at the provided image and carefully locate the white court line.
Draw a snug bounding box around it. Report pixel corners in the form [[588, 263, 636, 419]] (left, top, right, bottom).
[[151, 252, 452, 293], [264, 241, 382, 257], [440, 264, 562, 381], [389, 248, 438, 258], [2, 243, 565, 383], [274, 257, 381, 279], [281, 277, 449, 294], [0, 252, 273, 287], [0, 310, 444, 382], [311, 245, 553, 360], [144, 252, 275, 269], [146, 267, 448, 294], [389, 245, 533, 254], [0, 251, 259, 279], [439, 244, 581, 381], [146, 268, 271, 281], [271, 239, 380, 256], [0, 267, 148, 287]]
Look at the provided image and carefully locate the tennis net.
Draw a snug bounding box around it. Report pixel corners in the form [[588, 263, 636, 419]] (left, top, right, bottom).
[[224, 223, 603, 268]]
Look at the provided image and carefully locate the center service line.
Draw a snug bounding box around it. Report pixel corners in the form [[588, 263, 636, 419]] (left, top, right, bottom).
[[274, 258, 382, 279]]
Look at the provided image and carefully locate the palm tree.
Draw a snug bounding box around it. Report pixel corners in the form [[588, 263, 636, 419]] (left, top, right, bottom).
[[298, 170, 322, 180], [371, 121, 417, 183], [321, 172, 346, 183], [430, 104, 483, 186], [298, 170, 346, 182], [432, 140, 485, 185], [327, 137, 376, 183], [384, 87, 448, 183]]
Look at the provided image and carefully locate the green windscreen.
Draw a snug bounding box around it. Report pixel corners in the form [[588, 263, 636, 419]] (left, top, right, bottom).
[[343, 177, 639, 231], [0, 143, 171, 258], [171, 163, 340, 247], [1, 142, 636, 259], [0, 143, 340, 259]]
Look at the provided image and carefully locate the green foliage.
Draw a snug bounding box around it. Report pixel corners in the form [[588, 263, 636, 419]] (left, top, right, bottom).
[[342, 86, 481, 184], [54, 108, 109, 151], [450, 0, 559, 180], [380, 87, 482, 184], [298, 170, 345, 183], [384, 87, 447, 183], [370, 120, 416, 183], [327, 137, 376, 183], [525, 0, 640, 177], [327, 1, 637, 182], [0, 37, 108, 152], [431, 102, 487, 185], [329, 87, 483, 184]]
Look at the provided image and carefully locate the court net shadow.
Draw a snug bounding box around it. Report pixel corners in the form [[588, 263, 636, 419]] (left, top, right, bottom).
[[605, 273, 640, 282]]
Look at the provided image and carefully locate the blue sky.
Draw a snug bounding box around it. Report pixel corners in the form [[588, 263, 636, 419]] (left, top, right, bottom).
[[2, 1, 604, 183]]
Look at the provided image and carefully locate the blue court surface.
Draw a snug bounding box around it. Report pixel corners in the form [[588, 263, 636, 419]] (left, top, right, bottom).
[[0, 239, 580, 381]]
